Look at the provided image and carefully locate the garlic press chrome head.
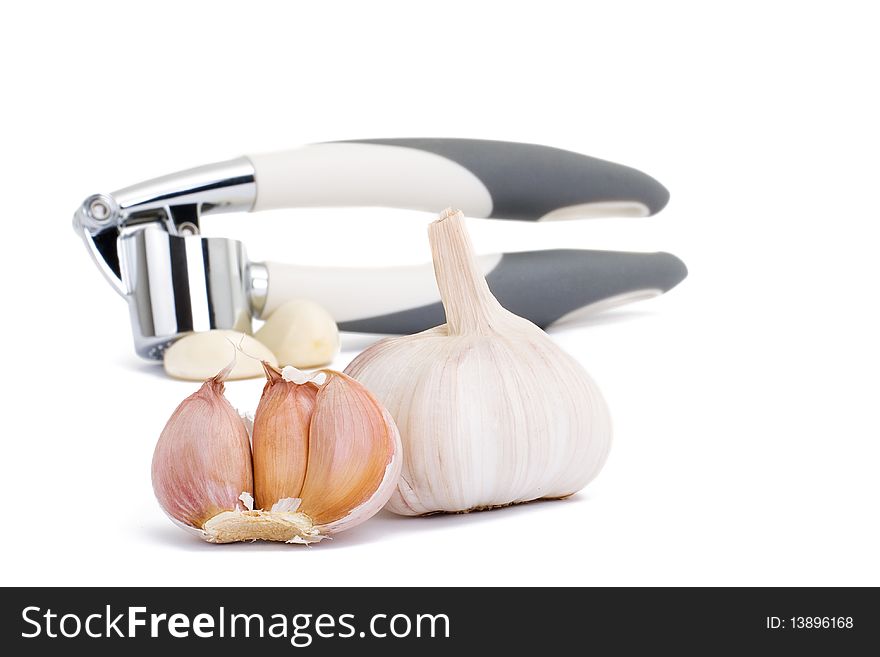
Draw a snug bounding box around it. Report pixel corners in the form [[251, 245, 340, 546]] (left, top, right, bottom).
[[74, 157, 262, 358]]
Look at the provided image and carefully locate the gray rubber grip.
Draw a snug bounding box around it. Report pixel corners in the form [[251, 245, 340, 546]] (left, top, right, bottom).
[[344, 138, 670, 219], [339, 249, 687, 334]]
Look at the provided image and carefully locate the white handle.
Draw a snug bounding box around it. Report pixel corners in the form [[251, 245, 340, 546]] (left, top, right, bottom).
[[263, 255, 503, 322], [247, 143, 493, 217], [246, 139, 671, 220]]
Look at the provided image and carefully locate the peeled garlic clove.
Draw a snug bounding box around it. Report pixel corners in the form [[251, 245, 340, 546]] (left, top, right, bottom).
[[344, 209, 612, 516], [151, 372, 253, 530], [255, 299, 340, 368], [251, 363, 317, 510], [163, 330, 278, 381]]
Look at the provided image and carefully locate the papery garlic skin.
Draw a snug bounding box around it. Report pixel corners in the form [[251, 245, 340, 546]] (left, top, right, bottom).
[[211, 365, 401, 542], [252, 364, 317, 511], [289, 368, 401, 534], [151, 373, 253, 528], [153, 360, 402, 545], [345, 209, 612, 515], [252, 366, 402, 534]]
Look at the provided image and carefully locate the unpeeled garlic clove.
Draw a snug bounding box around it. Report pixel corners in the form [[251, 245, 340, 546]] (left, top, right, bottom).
[[251, 363, 317, 511], [151, 369, 253, 529], [255, 299, 340, 368], [295, 368, 401, 532], [163, 330, 278, 381], [152, 361, 402, 544], [251, 365, 402, 536]]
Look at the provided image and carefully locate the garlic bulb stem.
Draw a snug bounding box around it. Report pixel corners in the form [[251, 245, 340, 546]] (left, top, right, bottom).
[[429, 208, 500, 336]]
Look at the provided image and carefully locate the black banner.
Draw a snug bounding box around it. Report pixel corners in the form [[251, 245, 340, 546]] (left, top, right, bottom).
[[1, 587, 875, 654]]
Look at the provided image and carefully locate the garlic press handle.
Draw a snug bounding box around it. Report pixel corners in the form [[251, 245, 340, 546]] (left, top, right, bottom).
[[261, 249, 687, 333], [247, 139, 669, 221]]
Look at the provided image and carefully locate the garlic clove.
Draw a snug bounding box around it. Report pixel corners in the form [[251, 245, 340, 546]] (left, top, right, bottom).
[[252, 363, 318, 510], [163, 330, 278, 381], [153, 362, 401, 544], [255, 299, 340, 368], [297, 370, 402, 530], [151, 373, 254, 529]]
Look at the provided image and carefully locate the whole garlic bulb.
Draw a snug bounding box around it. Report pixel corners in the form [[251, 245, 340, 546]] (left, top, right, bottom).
[[345, 209, 611, 515]]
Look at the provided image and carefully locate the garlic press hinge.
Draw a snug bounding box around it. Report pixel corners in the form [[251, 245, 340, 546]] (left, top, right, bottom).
[[72, 157, 258, 294]]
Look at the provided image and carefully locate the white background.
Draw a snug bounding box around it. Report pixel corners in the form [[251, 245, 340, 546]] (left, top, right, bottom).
[[2, 1, 878, 586]]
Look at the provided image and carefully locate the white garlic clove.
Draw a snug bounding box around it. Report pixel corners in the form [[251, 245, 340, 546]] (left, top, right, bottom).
[[255, 299, 340, 368], [151, 373, 254, 529], [163, 330, 278, 381]]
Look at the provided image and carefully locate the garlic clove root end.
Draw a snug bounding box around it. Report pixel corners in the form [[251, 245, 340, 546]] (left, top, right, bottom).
[[201, 509, 324, 544]]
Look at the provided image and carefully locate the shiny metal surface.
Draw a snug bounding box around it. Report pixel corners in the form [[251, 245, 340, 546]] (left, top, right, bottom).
[[72, 157, 257, 289], [247, 261, 269, 318], [118, 227, 252, 359], [78, 193, 119, 231], [72, 158, 261, 358], [110, 157, 256, 224]]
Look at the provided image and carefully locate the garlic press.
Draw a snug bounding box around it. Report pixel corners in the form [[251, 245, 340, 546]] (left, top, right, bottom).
[[73, 138, 687, 360]]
